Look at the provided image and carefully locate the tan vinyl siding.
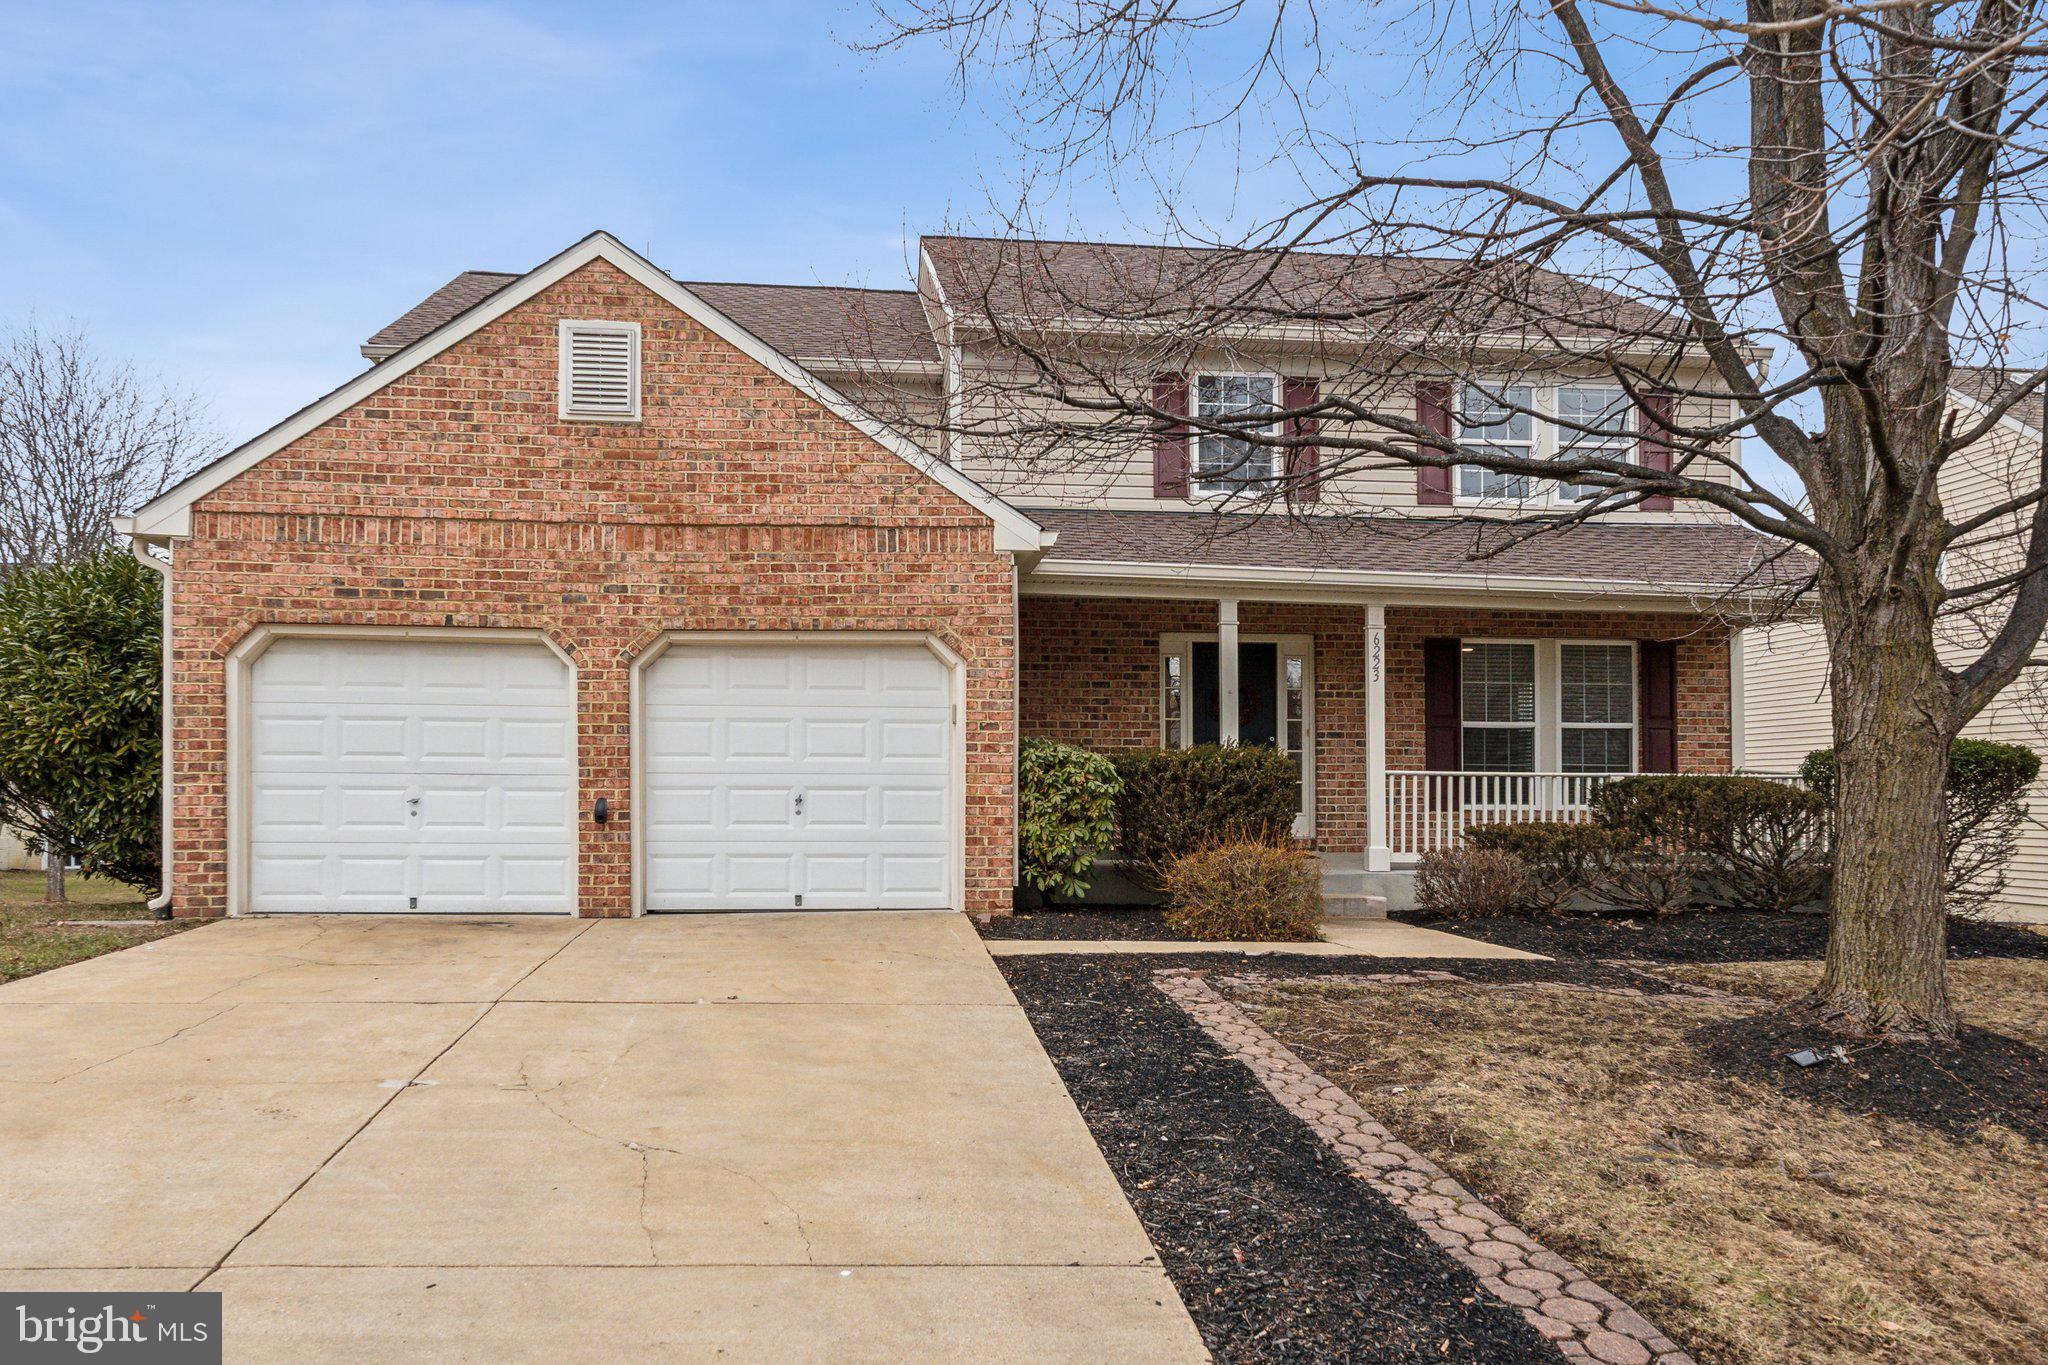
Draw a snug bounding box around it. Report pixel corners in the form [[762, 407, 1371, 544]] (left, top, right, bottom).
[[1741, 399, 2048, 922], [948, 341, 1739, 518]]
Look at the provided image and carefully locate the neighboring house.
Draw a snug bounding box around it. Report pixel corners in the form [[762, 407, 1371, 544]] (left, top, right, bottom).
[[1742, 366, 2048, 923], [118, 231, 1792, 919]]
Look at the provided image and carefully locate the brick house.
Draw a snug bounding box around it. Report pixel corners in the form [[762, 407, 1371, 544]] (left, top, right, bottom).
[[118, 231, 1790, 918]]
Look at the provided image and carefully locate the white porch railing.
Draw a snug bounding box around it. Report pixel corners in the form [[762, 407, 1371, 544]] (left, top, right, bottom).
[[1386, 770, 1630, 859]]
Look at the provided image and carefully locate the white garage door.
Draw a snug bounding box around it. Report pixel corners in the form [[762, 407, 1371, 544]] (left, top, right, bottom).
[[247, 636, 576, 914], [643, 641, 954, 911]]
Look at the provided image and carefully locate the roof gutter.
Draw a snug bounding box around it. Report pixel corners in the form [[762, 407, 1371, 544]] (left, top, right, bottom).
[[117, 518, 174, 918]]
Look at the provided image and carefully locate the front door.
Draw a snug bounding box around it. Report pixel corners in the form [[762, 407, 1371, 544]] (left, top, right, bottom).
[[1161, 633, 1313, 835]]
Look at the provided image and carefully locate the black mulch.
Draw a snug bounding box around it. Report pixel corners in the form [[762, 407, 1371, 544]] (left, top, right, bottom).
[[998, 954, 1556, 1363], [1693, 1008, 2048, 1145], [1394, 909, 2048, 963], [974, 907, 1199, 941]]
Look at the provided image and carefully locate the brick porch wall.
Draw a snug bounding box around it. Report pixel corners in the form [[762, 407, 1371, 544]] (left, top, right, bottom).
[[167, 259, 1017, 918], [1018, 596, 1731, 855]]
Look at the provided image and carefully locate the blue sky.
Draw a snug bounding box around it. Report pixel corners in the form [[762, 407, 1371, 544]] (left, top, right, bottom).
[[0, 1, 1144, 442]]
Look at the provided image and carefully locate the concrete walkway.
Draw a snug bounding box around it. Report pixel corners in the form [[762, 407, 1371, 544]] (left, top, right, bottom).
[[0, 913, 1205, 1362], [985, 919, 1545, 958]]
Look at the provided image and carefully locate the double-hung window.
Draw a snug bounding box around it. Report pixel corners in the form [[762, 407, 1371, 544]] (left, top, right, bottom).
[[1457, 385, 1535, 501], [1552, 386, 1634, 502], [1194, 373, 1280, 495], [1460, 642, 1537, 772], [1458, 640, 1638, 775], [1457, 383, 1636, 505], [1559, 643, 1635, 773]]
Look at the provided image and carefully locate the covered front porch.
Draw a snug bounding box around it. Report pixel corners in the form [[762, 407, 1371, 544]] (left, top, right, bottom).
[[1016, 577, 1740, 888]]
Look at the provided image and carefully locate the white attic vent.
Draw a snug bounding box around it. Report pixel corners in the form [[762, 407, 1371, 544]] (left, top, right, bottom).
[[558, 320, 641, 420]]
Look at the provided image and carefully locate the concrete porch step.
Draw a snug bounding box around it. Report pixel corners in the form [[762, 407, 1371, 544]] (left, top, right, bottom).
[[1323, 894, 1390, 921]]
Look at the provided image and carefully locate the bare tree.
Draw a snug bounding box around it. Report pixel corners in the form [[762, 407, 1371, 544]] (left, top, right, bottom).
[[0, 323, 213, 899], [865, 0, 2048, 1039], [0, 323, 214, 566]]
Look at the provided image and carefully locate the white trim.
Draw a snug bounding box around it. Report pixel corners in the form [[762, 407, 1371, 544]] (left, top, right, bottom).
[[1365, 604, 1389, 871], [129, 540, 174, 913], [628, 629, 969, 915], [1948, 382, 2043, 439], [557, 318, 642, 422], [130, 232, 1050, 554], [225, 625, 580, 917], [1158, 629, 1317, 837]]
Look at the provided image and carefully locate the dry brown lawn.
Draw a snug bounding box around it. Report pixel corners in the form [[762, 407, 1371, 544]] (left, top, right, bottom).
[[1224, 960, 2048, 1365]]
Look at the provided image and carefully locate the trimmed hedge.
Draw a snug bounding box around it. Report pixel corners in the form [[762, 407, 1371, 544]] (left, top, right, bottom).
[[1590, 774, 1828, 912], [1466, 821, 1620, 912], [1161, 838, 1323, 940], [1801, 738, 2040, 917], [1110, 745, 1299, 886], [1017, 738, 1122, 900]]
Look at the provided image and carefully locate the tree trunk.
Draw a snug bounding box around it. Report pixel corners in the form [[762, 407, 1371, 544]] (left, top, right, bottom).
[[1817, 592, 1957, 1040], [43, 851, 66, 905]]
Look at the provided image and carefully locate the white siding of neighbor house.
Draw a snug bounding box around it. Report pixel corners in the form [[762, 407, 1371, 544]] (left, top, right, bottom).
[[0, 824, 36, 872], [1742, 400, 2048, 923]]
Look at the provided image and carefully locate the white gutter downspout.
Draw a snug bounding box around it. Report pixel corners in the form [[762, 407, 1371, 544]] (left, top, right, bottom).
[[128, 537, 173, 918]]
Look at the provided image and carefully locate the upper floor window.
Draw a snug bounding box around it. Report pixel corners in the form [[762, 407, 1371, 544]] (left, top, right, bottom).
[[1459, 384, 1634, 505], [1194, 372, 1279, 495], [559, 320, 642, 421]]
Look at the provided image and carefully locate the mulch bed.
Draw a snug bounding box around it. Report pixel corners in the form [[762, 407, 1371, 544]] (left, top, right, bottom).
[[1394, 909, 2048, 962], [998, 954, 1556, 1362], [1692, 1006, 2048, 1146], [974, 907, 1198, 941]]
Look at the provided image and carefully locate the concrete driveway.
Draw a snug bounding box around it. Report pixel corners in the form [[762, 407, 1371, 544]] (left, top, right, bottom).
[[0, 913, 1205, 1362]]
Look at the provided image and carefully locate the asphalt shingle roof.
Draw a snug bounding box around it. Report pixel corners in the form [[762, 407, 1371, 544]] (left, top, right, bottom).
[[1029, 507, 1806, 592], [363, 272, 936, 365]]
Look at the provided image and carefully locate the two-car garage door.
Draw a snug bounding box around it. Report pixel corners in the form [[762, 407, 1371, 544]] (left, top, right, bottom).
[[244, 634, 955, 914]]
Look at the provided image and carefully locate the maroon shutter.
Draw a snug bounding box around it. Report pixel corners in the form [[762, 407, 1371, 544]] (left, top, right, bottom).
[[1416, 381, 1454, 505], [1152, 372, 1190, 499], [1638, 388, 1676, 511], [1423, 637, 1463, 771], [1283, 376, 1320, 504], [1639, 640, 1678, 772]]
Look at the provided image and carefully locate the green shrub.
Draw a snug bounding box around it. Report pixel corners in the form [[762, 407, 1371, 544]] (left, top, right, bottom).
[[1160, 838, 1323, 941], [1590, 774, 1828, 912], [1017, 739, 1122, 900], [1801, 739, 2040, 917], [1467, 821, 1620, 911], [1414, 847, 1533, 916], [1110, 745, 1299, 886], [0, 550, 163, 891]]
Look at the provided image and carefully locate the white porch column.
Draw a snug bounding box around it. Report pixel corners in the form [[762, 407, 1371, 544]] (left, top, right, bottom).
[[1217, 598, 1240, 745], [1365, 602, 1391, 871]]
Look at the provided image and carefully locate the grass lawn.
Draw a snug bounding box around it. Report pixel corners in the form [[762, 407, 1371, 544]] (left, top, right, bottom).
[[1222, 959, 2048, 1364], [0, 869, 194, 984]]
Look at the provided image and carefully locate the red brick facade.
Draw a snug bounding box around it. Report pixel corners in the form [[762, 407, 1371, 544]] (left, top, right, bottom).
[[167, 260, 1017, 917], [1019, 596, 1732, 855]]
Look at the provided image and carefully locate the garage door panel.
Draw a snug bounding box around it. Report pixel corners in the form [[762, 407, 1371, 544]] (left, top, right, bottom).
[[247, 637, 574, 915], [642, 642, 954, 912]]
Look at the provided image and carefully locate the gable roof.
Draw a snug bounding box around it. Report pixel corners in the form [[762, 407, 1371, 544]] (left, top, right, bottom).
[[127, 232, 1047, 552], [919, 235, 1686, 346], [364, 274, 938, 368], [1950, 364, 2048, 434]]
